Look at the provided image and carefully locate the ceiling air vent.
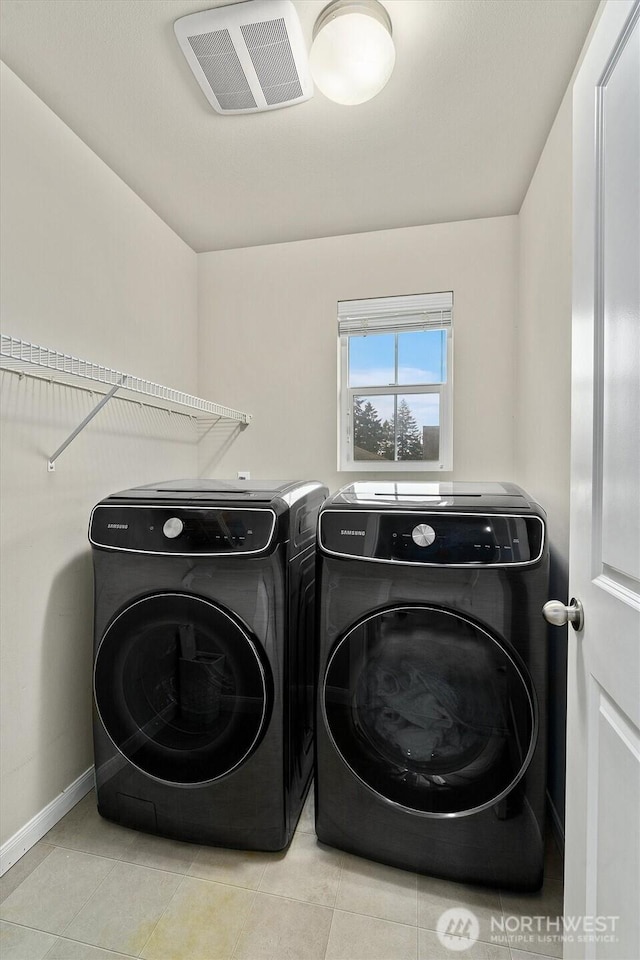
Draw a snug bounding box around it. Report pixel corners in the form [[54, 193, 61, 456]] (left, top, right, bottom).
[[174, 0, 313, 115]]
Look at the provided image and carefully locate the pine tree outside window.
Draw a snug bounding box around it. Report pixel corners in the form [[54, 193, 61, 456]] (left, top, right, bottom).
[[338, 293, 453, 472]]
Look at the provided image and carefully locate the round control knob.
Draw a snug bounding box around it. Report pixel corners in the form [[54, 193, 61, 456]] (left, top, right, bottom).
[[163, 517, 184, 539], [411, 523, 436, 547]]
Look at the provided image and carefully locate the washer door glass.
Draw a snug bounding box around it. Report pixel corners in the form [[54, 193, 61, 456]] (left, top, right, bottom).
[[94, 593, 271, 785], [323, 606, 536, 816]]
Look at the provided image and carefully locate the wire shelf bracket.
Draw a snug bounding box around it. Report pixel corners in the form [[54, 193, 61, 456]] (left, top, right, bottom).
[[0, 334, 252, 471]]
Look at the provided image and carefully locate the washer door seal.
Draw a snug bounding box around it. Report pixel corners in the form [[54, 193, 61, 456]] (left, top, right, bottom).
[[322, 605, 537, 817], [94, 593, 271, 785]]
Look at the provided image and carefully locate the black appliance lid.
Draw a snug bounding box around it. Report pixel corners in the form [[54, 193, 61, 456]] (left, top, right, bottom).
[[326, 481, 536, 512], [103, 478, 321, 505]]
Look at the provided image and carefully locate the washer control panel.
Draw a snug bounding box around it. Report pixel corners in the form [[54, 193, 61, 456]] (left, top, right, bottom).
[[90, 506, 276, 555], [319, 511, 544, 565]]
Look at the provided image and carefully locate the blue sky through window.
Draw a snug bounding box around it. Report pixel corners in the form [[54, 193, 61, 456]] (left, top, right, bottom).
[[348, 330, 446, 388]]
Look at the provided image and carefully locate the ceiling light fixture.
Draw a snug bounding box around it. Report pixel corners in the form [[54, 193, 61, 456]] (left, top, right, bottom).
[[309, 0, 395, 106]]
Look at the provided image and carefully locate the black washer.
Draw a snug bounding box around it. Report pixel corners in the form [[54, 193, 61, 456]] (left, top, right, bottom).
[[89, 478, 328, 850], [315, 481, 549, 890]]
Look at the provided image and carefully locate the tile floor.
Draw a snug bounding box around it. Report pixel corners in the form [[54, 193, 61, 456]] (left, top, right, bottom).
[[1, 789, 564, 960]]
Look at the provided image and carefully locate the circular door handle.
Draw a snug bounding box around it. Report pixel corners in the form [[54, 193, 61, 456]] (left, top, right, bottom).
[[542, 598, 584, 632]]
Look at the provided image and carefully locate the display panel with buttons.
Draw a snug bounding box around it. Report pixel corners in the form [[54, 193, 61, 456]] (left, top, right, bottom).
[[319, 511, 544, 566], [90, 506, 276, 555]]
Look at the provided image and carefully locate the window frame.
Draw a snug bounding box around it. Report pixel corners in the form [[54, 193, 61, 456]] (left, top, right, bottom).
[[338, 294, 453, 473]]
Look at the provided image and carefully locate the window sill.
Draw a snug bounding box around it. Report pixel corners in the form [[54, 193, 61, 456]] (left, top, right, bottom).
[[339, 459, 452, 473]]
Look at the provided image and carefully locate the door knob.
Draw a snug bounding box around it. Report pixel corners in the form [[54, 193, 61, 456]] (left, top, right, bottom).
[[542, 598, 584, 631]]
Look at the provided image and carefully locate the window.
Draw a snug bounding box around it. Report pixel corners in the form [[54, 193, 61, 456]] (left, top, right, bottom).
[[338, 292, 453, 472]]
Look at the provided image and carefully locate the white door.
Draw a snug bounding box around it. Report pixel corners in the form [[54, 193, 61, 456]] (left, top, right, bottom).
[[562, 1, 640, 958]]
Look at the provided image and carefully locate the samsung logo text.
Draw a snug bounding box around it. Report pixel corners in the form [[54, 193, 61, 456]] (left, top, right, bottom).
[[341, 529, 366, 536]]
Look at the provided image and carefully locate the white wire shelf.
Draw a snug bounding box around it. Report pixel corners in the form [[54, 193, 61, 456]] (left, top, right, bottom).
[[1, 334, 252, 470]]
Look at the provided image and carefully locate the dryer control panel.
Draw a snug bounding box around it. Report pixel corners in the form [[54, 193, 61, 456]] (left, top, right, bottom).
[[89, 505, 276, 556], [319, 511, 545, 566]]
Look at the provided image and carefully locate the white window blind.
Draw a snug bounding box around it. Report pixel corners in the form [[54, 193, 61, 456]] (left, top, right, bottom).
[[338, 292, 453, 337]]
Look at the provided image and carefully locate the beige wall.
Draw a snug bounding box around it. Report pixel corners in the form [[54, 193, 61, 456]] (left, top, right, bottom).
[[516, 87, 574, 830], [516, 92, 573, 574], [197, 216, 519, 491], [0, 64, 198, 846]]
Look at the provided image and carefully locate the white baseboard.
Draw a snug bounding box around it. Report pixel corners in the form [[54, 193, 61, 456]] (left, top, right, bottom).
[[0, 766, 95, 877]]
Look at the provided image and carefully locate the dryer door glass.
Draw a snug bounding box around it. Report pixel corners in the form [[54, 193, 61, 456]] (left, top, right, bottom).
[[323, 606, 536, 816], [94, 593, 271, 784]]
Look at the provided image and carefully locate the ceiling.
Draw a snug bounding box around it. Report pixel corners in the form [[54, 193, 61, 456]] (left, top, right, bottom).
[[0, 0, 598, 253]]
